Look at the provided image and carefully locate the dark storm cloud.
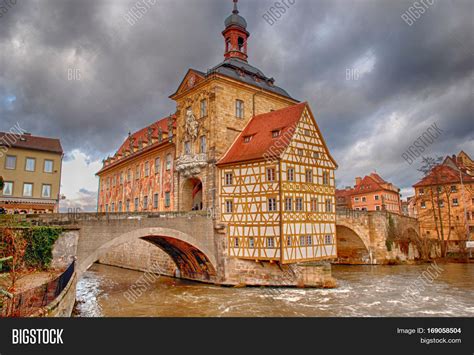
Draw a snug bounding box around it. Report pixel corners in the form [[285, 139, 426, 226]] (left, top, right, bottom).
[[0, 0, 473, 197]]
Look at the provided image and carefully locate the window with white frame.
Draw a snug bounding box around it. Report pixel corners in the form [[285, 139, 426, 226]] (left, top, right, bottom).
[[268, 197, 277, 212], [295, 198, 303, 211], [249, 237, 255, 249], [143, 196, 148, 210], [145, 162, 150, 177], [285, 197, 293, 211], [266, 237, 275, 248], [287, 168, 295, 182], [2, 182, 13, 196], [225, 172, 233, 186], [306, 169, 313, 183], [325, 235, 333, 245], [311, 198, 318, 212], [165, 192, 171, 207], [155, 158, 161, 175], [25, 158, 36, 172], [23, 183, 33, 197], [325, 199, 332, 213], [287, 237, 292, 247], [323, 171, 330, 185], [267, 168, 276, 182], [452, 198, 459, 207], [306, 236, 313, 246], [42, 184, 52, 198], [225, 200, 233, 213], [5, 155, 16, 170], [44, 159, 54, 173], [299, 236, 306, 246], [134, 198, 139, 211]]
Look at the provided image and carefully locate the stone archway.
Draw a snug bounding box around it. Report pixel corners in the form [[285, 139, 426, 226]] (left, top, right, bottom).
[[181, 178, 203, 211], [78, 227, 217, 283], [336, 225, 371, 264]]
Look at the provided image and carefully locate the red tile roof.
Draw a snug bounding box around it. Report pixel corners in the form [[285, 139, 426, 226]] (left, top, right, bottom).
[[218, 103, 307, 165], [116, 116, 175, 157], [346, 173, 399, 195], [0, 132, 63, 154], [413, 164, 474, 188]]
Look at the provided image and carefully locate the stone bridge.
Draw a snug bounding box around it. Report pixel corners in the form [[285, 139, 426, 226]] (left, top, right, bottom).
[[25, 212, 221, 283], [335, 209, 421, 264], [19, 209, 421, 288]]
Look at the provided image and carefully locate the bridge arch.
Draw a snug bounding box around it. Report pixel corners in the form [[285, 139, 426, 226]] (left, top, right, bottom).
[[335, 225, 371, 264], [78, 227, 217, 282]]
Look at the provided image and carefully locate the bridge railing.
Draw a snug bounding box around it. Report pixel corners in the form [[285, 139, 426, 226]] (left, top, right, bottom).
[[0, 211, 211, 226], [0, 261, 75, 318]]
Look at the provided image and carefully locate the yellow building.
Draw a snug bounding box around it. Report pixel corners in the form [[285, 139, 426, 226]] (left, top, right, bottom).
[[218, 103, 338, 263], [0, 132, 63, 214], [413, 152, 474, 247]]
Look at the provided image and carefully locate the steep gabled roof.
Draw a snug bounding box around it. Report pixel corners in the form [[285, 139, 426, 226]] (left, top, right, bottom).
[[0, 132, 63, 154], [217, 103, 307, 165], [413, 164, 474, 188]]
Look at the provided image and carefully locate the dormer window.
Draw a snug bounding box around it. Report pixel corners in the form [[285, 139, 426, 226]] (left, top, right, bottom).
[[243, 135, 253, 143], [272, 130, 281, 138]]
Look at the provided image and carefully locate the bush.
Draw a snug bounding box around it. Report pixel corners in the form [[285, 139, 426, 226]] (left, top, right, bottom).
[[23, 227, 62, 269]]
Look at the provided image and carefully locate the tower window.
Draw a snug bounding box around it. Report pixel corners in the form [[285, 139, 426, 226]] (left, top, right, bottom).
[[226, 37, 231, 52], [272, 130, 281, 138], [238, 37, 245, 51], [236, 100, 244, 118]]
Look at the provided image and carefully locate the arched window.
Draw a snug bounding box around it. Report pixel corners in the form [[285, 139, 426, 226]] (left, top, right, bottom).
[[238, 37, 245, 51]]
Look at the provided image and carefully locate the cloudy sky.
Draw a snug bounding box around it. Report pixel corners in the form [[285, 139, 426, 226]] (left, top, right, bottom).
[[0, 0, 472, 211]]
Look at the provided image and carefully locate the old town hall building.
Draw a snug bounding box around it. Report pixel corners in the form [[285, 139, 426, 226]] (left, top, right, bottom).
[[97, 0, 338, 264]]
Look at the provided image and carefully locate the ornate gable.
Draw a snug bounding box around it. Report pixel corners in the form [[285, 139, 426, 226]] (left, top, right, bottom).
[[170, 69, 206, 99]]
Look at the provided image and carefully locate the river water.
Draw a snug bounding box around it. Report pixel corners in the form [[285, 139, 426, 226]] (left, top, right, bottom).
[[74, 263, 474, 317]]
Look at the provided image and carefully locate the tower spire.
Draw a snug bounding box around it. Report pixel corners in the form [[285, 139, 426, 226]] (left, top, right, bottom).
[[233, 0, 239, 14]]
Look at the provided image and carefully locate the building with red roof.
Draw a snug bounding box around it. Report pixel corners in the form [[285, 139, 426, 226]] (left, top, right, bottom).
[[413, 151, 474, 245], [0, 132, 63, 214], [336, 173, 401, 213], [96, 1, 338, 265]]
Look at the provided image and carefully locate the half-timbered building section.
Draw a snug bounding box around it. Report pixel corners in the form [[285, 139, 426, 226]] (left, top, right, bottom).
[[97, 116, 177, 213], [218, 102, 338, 264], [279, 105, 338, 263]]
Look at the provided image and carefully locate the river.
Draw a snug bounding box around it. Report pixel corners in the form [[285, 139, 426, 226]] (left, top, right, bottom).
[[74, 263, 474, 317]]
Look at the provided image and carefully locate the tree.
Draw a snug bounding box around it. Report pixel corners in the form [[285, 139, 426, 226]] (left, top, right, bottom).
[[417, 156, 455, 257], [0, 176, 4, 191]]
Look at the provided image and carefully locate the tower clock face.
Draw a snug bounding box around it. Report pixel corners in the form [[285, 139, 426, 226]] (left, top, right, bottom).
[[187, 75, 196, 88]]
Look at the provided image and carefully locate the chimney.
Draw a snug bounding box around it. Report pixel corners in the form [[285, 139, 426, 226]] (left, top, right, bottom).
[[355, 177, 362, 186]]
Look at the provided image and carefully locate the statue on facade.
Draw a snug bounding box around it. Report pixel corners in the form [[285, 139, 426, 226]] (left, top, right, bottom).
[[158, 127, 163, 143], [184, 108, 199, 142], [147, 127, 153, 145]]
